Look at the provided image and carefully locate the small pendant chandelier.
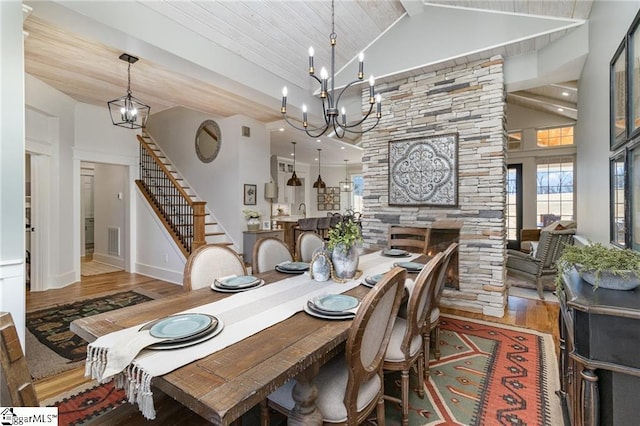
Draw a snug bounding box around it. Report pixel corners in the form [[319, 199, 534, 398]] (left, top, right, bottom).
[[107, 53, 150, 129], [286, 141, 302, 186], [340, 159, 352, 192], [313, 148, 326, 189]]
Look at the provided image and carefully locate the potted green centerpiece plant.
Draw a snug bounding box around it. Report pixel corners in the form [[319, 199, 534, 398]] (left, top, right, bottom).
[[556, 242, 640, 291], [327, 218, 363, 279]]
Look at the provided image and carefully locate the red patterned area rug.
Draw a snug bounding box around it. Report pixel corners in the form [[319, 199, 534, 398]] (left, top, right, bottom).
[[45, 381, 126, 425], [382, 315, 562, 425]]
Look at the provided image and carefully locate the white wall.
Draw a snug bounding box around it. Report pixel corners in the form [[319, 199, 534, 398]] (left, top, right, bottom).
[[93, 163, 127, 268], [575, 0, 640, 243], [0, 0, 27, 349], [146, 107, 271, 255]]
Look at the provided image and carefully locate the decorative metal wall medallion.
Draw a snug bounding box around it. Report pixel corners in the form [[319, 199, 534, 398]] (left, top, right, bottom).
[[388, 134, 458, 206]]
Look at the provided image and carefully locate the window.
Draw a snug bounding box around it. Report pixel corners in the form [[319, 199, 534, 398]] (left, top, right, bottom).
[[506, 164, 522, 250], [351, 175, 363, 213], [610, 151, 626, 247], [508, 131, 522, 150], [536, 126, 574, 147], [536, 160, 574, 227]]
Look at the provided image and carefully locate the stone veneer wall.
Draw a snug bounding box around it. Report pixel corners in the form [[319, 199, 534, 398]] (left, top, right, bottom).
[[361, 55, 506, 317]]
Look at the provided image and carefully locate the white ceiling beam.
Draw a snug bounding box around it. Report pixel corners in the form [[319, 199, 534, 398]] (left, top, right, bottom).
[[508, 92, 577, 112], [399, 0, 424, 17]]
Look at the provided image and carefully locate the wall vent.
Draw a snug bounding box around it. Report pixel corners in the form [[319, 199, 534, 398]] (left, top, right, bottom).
[[108, 227, 120, 256]]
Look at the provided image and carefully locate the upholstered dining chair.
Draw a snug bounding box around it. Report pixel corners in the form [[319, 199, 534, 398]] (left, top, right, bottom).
[[182, 244, 247, 292], [262, 267, 407, 425], [295, 231, 324, 262], [388, 225, 431, 254], [423, 242, 458, 378], [293, 218, 319, 252], [383, 253, 444, 426], [252, 237, 293, 274], [0, 312, 209, 424]]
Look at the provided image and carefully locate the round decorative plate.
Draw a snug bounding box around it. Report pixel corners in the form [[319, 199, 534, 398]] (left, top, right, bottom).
[[148, 313, 213, 339], [311, 294, 359, 313]]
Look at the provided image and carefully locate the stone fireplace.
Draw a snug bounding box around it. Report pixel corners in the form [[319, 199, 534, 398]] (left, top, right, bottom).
[[360, 56, 507, 317]]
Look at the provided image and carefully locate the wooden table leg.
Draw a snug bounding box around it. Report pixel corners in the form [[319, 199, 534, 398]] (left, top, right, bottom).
[[287, 365, 323, 426]]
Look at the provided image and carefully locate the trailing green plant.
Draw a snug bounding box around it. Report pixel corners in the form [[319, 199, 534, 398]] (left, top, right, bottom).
[[555, 242, 640, 291], [327, 218, 362, 251]]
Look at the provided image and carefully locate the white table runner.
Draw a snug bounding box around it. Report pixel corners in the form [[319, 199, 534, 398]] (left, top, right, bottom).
[[84, 250, 418, 419]]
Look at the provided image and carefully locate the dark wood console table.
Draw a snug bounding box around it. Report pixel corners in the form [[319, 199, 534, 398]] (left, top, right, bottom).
[[558, 269, 640, 425]]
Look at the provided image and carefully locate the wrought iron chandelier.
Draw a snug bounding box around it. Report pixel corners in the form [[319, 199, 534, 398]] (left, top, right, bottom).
[[313, 148, 326, 189], [107, 53, 150, 129], [280, 0, 381, 139], [287, 141, 302, 186]]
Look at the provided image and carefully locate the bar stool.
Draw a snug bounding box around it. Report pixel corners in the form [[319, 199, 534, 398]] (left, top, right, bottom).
[[316, 216, 332, 239]]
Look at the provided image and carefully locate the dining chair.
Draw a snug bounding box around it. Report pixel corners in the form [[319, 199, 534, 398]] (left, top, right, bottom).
[[0, 312, 209, 424], [252, 237, 293, 273], [182, 244, 247, 292], [262, 267, 407, 425], [293, 218, 319, 252], [295, 231, 324, 262], [423, 242, 459, 378], [387, 225, 431, 254], [382, 253, 444, 426]]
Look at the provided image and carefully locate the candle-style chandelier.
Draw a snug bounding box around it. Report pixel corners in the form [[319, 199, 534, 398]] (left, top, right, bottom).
[[280, 0, 381, 139]]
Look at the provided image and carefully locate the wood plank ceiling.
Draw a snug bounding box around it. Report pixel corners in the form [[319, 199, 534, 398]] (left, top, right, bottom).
[[23, 0, 591, 162]]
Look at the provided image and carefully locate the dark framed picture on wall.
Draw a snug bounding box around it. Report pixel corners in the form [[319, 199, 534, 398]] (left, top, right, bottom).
[[610, 40, 627, 149], [243, 184, 256, 205]]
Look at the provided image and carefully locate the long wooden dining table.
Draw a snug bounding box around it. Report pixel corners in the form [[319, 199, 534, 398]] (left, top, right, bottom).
[[71, 253, 428, 425]]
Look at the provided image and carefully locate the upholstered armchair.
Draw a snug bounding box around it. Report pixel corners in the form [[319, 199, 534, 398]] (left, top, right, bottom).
[[506, 228, 575, 299]]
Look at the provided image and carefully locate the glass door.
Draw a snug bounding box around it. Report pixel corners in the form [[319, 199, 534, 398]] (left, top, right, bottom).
[[506, 164, 523, 250]]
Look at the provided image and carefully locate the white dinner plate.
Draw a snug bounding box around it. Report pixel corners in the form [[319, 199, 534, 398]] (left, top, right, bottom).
[[394, 261, 424, 272], [210, 279, 265, 293], [147, 320, 225, 350], [303, 304, 355, 320], [381, 249, 410, 257], [215, 275, 261, 289], [148, 313, 213, 339], [311, 294, 359, 313]]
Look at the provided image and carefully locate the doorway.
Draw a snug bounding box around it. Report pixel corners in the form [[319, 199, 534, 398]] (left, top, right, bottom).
[[81, 163, 95, 258], [506, 164, 523, 250]]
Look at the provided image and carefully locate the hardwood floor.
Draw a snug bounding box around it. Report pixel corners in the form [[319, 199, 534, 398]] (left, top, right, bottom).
[[27, 270, 559, 403]]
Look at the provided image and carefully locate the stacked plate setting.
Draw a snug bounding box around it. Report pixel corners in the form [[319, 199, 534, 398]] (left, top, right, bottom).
[[211, 275, 264, 292], [393, 261, 424, 272], [275, 261, 310, 274], [140, 313, 224, 350], [304, 294, 360, 320], [363, 273, 384, 288], [381, 248, 411, 257]]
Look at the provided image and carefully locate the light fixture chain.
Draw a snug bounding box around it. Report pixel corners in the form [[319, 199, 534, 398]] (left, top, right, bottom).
[[127, 62, 132, 94]]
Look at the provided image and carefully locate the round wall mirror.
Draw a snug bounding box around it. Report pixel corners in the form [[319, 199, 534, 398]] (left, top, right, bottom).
[[195, 120, 221, 163]]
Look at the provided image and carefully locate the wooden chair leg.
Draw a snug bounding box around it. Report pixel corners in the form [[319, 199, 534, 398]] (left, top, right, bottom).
[[536, 277, 546, 300], [423, 330, 431, 380], [433, 325, 441, 360], [416, 352, 425, 398], [401, 369, 409, 426], [377, 396, 386, 426]]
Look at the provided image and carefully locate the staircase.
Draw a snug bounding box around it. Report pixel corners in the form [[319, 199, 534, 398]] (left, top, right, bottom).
[[136, 131, 237, 258]]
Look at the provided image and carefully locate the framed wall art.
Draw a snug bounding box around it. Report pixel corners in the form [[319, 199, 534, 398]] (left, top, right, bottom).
[[243, 184, 257, 205], [388, 133, 458, 207], [317, 187, 340, 211]]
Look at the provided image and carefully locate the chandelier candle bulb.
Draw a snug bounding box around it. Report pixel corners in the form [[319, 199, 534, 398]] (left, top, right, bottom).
[[376, 94, 382, 118], [308, 47, 314, 74], [369, 76, 375, 103], [358, 52, 364, 79], [320, 67, 328, 98], [302, 105, 308, 128], [341, 107, 347, 125], [281, 87, 287, 113]]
